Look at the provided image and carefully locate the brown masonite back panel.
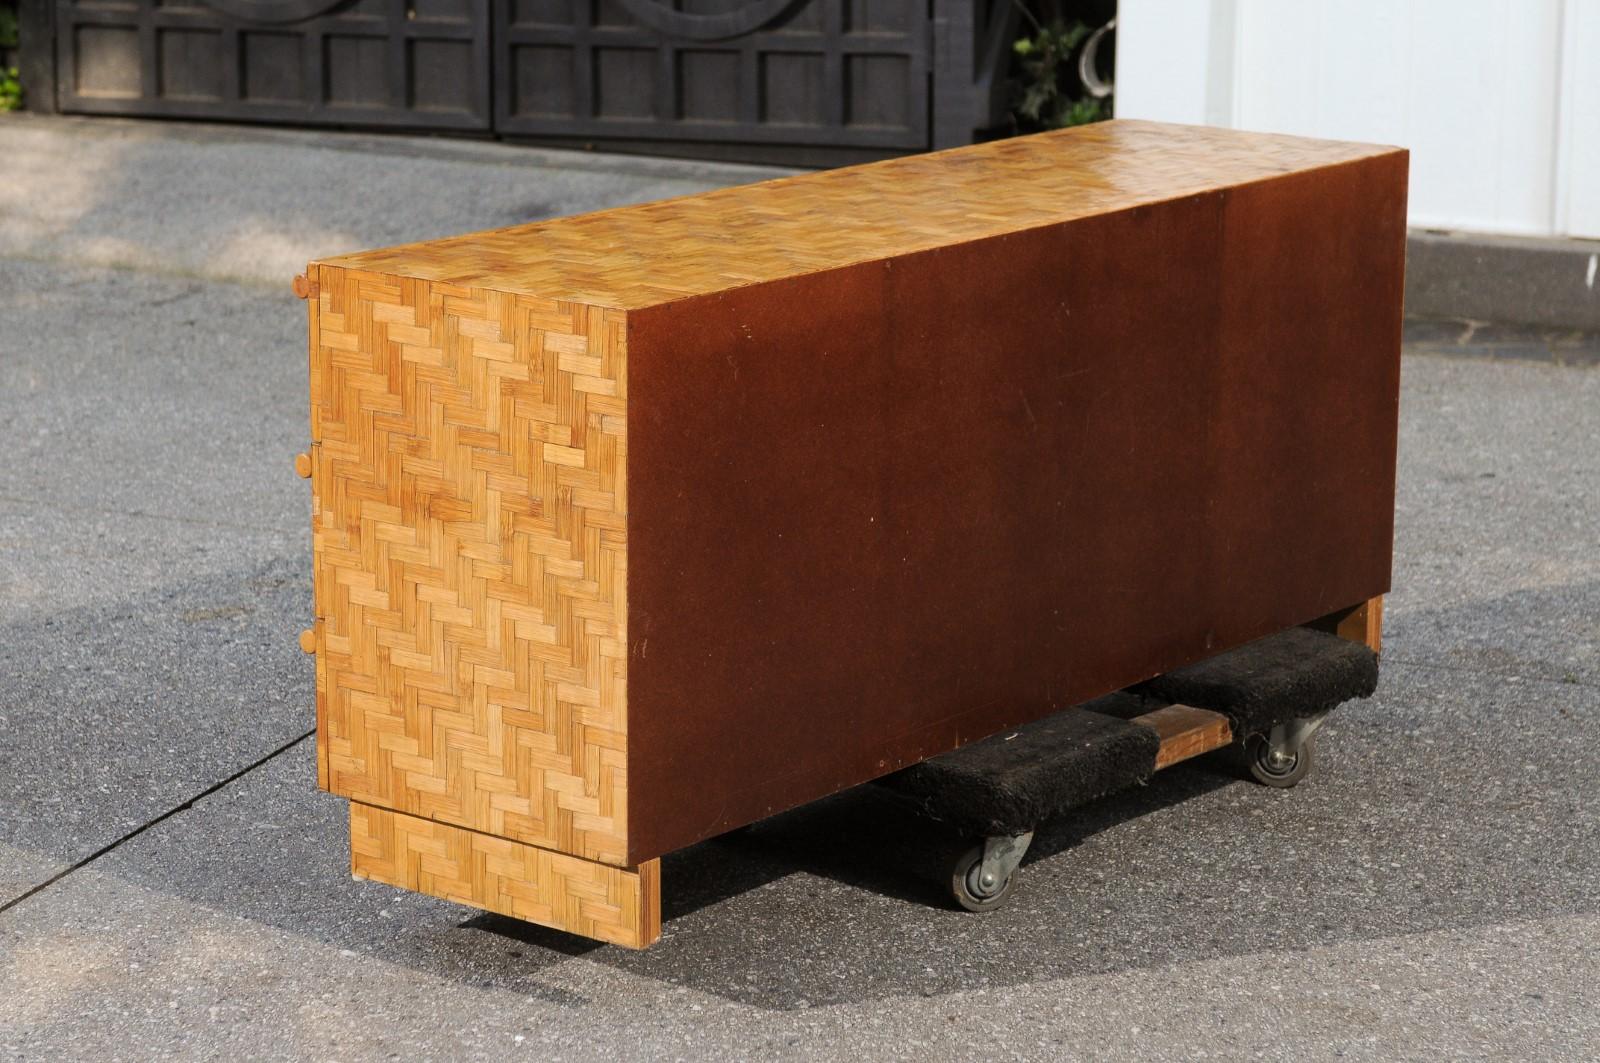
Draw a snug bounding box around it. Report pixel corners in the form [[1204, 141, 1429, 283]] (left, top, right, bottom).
[[624, 150, 1408, 862]]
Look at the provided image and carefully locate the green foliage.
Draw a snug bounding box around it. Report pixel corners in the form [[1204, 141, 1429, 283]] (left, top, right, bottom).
[[0, 4, 20, 111], [1009, 13, 1107, 132]]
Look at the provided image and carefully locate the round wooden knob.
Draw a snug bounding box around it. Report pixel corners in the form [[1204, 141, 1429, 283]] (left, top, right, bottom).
[[294, 452, 313, 478], [298, 628, 317, 654], [292, 273, 316, 300]]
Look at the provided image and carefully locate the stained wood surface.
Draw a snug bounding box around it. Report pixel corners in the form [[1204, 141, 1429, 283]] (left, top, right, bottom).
[[1337, 596, 1385, 654], [350, 803, 660, 949], [1130, 704, 1235, 771], [622, 144, 1407, 859], [1306, 595, 1385, 654], [319, 120, 1398, 310], [306, 120, 1407, 920]]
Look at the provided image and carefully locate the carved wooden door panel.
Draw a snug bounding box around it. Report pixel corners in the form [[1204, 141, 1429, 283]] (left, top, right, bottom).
[[53, 0, 491, 129], [494, 0, 933, 152]]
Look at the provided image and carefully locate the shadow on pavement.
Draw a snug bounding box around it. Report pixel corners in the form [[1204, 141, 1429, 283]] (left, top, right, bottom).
[[4, 564, 1598, 1011]]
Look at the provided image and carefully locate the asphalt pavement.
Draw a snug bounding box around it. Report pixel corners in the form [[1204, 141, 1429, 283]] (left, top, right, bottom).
[[1, 114, 1597, 1062]]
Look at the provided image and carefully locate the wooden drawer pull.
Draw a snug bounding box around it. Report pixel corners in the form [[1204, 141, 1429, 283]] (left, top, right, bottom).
[[294, 452, 312, 478], [298, 628, 316, 654]]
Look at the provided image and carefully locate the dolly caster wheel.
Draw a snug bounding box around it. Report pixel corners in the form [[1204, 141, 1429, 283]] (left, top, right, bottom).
[[949, 845, 1016, 912], [1247, 734, 1314, 788], [947, 831, 1032, 913]]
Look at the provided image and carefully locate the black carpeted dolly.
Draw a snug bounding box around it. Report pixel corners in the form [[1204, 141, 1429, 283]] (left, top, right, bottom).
[[878, 626, 1380, 911]]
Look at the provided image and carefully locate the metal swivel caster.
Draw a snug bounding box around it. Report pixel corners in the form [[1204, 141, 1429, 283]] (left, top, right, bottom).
[[1246, 733, 1314, 787], [1243, 715, 1326, 788], [948, 831, 1032, 912]]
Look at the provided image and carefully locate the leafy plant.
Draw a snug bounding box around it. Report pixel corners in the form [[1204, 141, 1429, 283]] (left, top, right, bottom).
[[1008, 8, 1107, 132], [0, 4, 20, 111]]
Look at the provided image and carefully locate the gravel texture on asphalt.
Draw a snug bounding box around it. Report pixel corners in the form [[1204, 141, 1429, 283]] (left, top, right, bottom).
[[0, 114, 787, 289]]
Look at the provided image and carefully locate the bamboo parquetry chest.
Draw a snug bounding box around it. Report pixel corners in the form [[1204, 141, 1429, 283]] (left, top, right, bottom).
[[295, 120, 1408, 948]]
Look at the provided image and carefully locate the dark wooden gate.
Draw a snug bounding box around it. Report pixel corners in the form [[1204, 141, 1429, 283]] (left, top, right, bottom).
[[49, 0, 492, 129], [497, 0, 930, 154], [30, 0, 1017, 161]]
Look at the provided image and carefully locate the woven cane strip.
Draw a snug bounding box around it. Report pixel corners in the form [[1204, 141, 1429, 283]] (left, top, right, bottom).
[[319, 120, 1396, 310], [313, 267, 629, 865], [350, 803, 659, 949]]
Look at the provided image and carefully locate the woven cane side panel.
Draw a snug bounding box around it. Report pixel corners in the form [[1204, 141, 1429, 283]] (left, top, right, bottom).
[[312, 266, 629, 865], [350, 803, 660, 949]]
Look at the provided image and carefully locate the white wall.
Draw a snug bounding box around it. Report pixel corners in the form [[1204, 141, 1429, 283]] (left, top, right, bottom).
[[1116, 0, 1600, 239]]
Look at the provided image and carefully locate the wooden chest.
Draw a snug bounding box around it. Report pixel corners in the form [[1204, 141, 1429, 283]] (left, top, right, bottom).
[[297, 120, 1408, 948]]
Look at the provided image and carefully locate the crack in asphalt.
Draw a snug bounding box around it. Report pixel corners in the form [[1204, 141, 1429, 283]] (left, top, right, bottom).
[[0, 656, 1582, 918], [0, 729, 315, 917]]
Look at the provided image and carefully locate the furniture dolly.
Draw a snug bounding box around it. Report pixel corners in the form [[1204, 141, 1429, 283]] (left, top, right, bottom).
[[292, 120, 1407, 947], [881, 618, 1381, 910]]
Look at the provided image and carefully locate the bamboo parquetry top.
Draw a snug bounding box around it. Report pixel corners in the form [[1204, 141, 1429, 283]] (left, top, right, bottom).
[[319, 119, 1399, 311]]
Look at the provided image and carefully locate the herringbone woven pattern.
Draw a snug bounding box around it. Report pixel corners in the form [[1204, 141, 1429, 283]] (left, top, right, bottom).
[[322, 120, 1396, 310], [350, 803, 659, 949], [312, 266, 630, 865], [306, 120, 1403, 946]]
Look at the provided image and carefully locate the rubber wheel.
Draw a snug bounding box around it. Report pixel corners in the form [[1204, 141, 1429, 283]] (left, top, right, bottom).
[[948, 844, 1017, 913], [1247, 735, 1313, 788]]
